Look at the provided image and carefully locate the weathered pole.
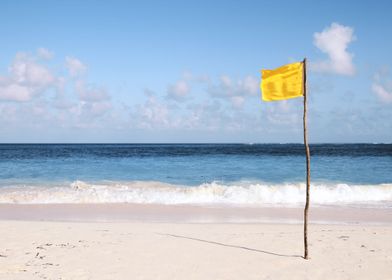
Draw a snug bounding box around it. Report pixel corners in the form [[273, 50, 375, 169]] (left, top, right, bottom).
[[302, 58, 311, 260]]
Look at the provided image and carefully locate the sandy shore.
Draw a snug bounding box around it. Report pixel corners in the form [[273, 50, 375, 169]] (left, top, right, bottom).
[[0, 203, 391, 224], [1, 204, 392, 279]]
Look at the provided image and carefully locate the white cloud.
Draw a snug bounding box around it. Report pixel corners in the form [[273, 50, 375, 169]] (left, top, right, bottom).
[[372, 82, 392, 103], [241, 76, 259, 96], [75, 80, 110, 102], [208, 75, 259, 98], [230, 96, 245, 109], [185, 100, 226, 130], [37, 48, 54, 60], [78, 100, 113, 119], [372, 84, 392, 103], [220, 75, 232, 88], [165, 73, 258, 109], [10, 52, 55, 86], [372, 71, 392, 104], [311, 23, 356, 76], [71, 80, 112, 119], [133, 95, 170, 128], [0, 52, 56, 101], [65, 56, 87, 77], [167, 80, 190, 101], [0, 84, 31, 102], [182, 71, 193, 81], [0, 49, 114, 131], [206, 74, 259, 110], [128, 90, 252, 132], [265, 100, 302, 126]]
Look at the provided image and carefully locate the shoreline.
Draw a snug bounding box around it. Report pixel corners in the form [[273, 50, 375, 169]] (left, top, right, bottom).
[[0, 203, 391, 225]]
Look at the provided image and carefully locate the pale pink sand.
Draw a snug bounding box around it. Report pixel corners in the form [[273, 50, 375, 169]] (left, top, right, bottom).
[[0, 204, 391, 279], [0, 203, 391, 224]]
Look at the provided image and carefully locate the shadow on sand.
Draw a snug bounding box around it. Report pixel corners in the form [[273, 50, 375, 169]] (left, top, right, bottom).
[[157, 233, 302, 258]]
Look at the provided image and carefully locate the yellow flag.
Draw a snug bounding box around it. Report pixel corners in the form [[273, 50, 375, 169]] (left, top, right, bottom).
[[261, 62, 304, 101]]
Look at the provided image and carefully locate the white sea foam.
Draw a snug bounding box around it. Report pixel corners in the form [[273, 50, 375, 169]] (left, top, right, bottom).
[[0, 180, 391, 207]]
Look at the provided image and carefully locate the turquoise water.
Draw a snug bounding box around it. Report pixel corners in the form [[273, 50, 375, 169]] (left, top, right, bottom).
[[0, 144, 391, 206]]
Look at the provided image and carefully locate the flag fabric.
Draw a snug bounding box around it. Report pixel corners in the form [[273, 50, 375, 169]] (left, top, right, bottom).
[[261, 61, 304, 101]]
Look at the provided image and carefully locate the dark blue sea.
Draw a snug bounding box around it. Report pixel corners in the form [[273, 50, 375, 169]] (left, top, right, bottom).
[[0, 144, 391, 206]]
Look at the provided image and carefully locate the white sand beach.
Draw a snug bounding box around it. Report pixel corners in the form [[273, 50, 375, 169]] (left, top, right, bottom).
[[0, 204, 392, 279]]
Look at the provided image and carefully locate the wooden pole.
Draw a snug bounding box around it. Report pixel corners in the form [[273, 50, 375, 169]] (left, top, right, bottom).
[[302, 58, 311, 259]]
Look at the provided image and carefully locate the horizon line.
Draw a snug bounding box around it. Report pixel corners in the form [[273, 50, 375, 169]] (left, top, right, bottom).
[[0, 142, 390, 145]]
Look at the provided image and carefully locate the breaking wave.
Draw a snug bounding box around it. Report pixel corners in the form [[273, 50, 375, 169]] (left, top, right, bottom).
[[0, 180, 391, 207]]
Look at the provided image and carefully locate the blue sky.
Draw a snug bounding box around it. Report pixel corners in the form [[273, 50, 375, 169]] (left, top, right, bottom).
[[1, 0, 392, 143]]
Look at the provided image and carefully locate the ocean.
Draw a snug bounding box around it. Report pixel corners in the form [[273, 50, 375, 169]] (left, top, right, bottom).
[[0, 144, 391, 207]]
